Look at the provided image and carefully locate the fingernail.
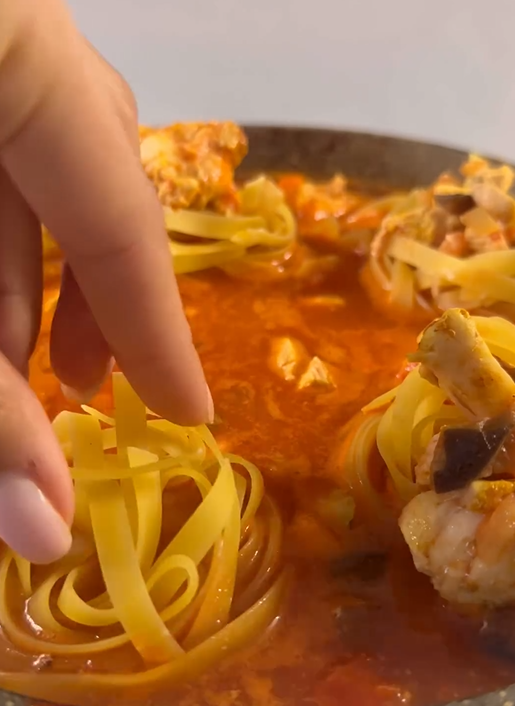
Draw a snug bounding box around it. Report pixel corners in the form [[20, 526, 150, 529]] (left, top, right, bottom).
[[60, 358, 115, 404], [0, 471, 72, 564], [206, 385, 215, 425], [61, 382, 101, 404]]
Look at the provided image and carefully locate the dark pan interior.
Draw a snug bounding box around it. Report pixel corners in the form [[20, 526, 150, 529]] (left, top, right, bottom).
[[3, 126, 514, 706], [240, 125, 485, 187]]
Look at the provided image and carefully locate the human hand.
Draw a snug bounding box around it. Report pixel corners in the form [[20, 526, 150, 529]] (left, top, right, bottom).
[[0, 0, 212, 563]]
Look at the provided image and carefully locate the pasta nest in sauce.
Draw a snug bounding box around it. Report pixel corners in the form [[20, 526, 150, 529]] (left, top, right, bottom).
[[0, 374, 285, 703]]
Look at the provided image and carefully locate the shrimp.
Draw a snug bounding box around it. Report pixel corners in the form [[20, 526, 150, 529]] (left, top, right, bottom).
[[397, 309, 515, 606], [400, 487, 515, 607]]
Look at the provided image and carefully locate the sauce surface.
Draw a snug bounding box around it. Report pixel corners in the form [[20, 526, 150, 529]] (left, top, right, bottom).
[[17, 245, 515, 705]]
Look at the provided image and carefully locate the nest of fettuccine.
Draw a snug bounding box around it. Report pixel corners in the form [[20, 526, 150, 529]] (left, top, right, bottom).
[[0, 374, 286, 703]]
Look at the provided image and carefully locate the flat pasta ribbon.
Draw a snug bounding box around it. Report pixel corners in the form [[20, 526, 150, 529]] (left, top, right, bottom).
[[0, 373, 286, 704]]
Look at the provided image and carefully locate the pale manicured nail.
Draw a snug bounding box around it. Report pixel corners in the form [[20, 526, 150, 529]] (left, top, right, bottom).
[[206, 385, 215, 425], [0, 471, 72, 564], [60, 358, 115, 404], [60, 382, 101, 404]]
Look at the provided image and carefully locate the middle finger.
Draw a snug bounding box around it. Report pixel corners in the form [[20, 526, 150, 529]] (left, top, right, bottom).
[[0, 167, 42, 376]]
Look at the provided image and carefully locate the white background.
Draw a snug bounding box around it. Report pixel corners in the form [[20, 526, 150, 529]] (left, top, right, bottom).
[[69, 0, 515, 160]]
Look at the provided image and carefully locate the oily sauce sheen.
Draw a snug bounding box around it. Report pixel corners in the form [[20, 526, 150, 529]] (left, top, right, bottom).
[[23, 246, 515, 705]]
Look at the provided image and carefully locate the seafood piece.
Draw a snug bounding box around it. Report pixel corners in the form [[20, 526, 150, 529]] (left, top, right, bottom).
[[461, 207, 509, 253], [471, 183, 515, 224], [139, 121, 247, 212], [399, 309, 515, 605], [409, 309, 515, 420], [437, 231, 469, 257], [400, 489, 515, 607], [298, 357, 334, 390], [269, 337, 308, 382]]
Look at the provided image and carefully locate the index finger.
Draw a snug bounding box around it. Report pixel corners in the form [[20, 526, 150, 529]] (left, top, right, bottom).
[[0, 1, 211, 425]]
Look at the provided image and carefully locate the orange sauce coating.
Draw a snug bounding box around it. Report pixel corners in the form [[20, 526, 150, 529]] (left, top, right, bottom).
[[12, 201, 515, 706]]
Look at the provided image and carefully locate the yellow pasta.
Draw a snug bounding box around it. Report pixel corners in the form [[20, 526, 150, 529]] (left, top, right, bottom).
[[390, 237, 515, 307], [335, 412, 385, 521], [166, 176, 296, 274], [0, 373, 286, 703], [341, 313, 515, 506], [42, 176, 296, 278], [363, 154, 515, 316]]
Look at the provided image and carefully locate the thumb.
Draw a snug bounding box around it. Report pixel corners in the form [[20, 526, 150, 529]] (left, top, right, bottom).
[[0, 351, 73, 563]]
